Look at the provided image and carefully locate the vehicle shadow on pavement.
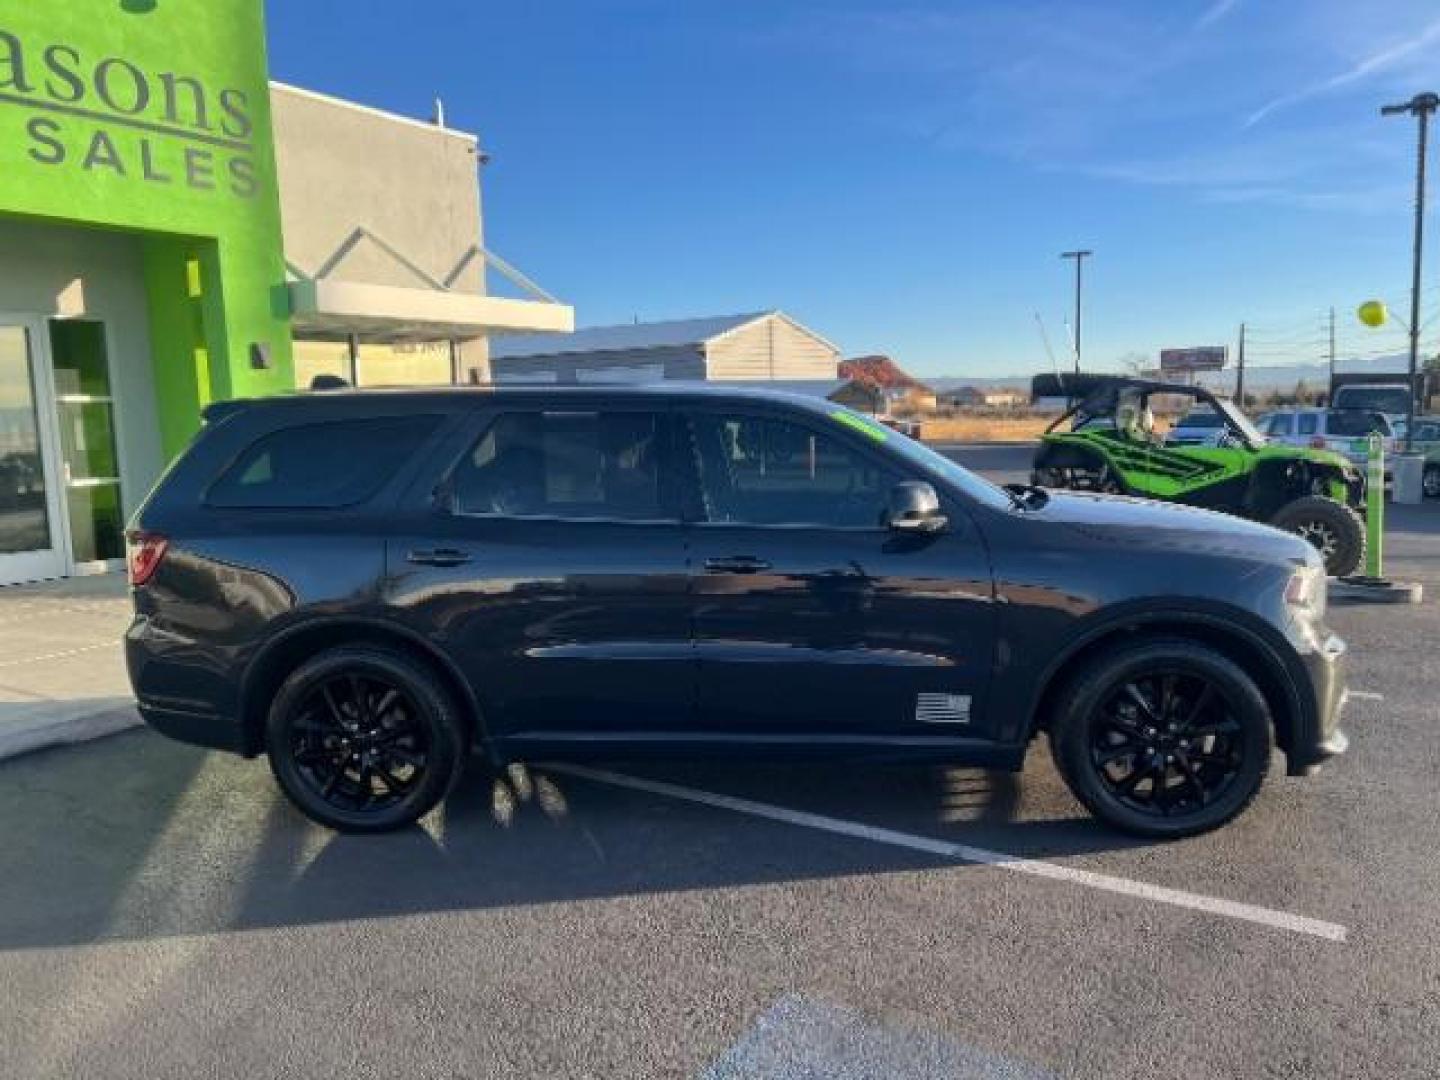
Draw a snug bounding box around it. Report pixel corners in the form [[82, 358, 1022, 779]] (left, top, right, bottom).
[[0, 731, 1155, 951]]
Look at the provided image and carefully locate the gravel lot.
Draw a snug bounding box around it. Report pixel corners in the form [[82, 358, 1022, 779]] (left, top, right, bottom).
[[1, 443, 1436, 1079]]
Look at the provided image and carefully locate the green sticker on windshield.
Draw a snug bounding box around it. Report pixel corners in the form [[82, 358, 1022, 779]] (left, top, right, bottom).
[[831, 410, 891, 442]]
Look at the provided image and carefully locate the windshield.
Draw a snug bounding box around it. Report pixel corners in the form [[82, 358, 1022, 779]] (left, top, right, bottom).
[[1175, 410, 1223, 428], [1212, 399, 1267, 445], [1333, 386, 1412, 415]]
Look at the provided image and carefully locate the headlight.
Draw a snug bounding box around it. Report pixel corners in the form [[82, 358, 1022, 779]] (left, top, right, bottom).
[[1286, 565, 1327, 622]]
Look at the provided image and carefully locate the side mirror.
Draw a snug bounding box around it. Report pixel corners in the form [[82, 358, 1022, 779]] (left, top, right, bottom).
[[886, 481, 947, 534]]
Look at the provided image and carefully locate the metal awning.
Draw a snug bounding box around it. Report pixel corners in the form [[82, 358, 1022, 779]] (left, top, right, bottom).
[[286, 228, 574, 342], [288, 279, 574, 343]]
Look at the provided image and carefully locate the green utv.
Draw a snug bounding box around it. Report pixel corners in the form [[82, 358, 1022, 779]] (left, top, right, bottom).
[[1030, 374, 1368, 576]]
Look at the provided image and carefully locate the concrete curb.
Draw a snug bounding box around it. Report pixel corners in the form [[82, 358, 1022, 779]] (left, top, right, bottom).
[[1331, 577, 1425, 605], [0, 705, 142, 764]]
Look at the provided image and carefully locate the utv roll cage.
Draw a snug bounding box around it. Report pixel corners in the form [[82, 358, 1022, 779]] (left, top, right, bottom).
[[1031, 373, 1260, 448]]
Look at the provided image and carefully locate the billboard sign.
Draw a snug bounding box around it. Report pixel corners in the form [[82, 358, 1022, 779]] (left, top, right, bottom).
[[1159, 346, 1227, 372]]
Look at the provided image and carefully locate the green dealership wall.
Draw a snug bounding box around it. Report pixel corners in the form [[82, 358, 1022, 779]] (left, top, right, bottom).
[[0, 0, 293, 454]]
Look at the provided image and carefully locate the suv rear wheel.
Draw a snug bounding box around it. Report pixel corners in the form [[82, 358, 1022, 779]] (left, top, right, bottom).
[[265, 646, 466, 832], [1049, 640, 1271, 839]]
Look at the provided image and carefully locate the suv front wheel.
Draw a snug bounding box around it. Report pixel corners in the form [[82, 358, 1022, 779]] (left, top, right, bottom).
[[1049, 640, 1271, 839], [265, 646, 466, 832]]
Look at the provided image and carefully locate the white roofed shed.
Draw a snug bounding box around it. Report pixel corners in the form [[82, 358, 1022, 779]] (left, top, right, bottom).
[[488, 310, 840, 384]]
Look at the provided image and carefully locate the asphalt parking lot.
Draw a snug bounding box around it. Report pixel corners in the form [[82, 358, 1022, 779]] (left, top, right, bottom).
[[2, 443, 1438, 1079]]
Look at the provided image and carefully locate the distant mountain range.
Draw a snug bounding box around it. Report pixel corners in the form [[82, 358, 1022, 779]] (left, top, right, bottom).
[[927, 352, 1420, 395]]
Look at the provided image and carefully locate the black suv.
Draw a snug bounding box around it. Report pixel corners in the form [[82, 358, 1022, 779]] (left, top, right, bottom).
[[125, 386, 1349, 838]]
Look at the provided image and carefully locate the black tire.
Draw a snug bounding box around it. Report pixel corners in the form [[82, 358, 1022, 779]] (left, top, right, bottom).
[[265, 646, 466, 833], [1269, 496, 1364, 577], [1049, 639, 1271, 839], [1424, 464, 1440, 500]]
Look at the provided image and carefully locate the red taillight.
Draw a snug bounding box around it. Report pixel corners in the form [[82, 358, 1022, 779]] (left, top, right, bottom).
[[1309, 436, 1326, 449], [126, 532, 169, 587]]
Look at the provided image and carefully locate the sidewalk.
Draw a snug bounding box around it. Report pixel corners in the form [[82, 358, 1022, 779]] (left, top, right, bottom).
[[0, 574, 138, 761]]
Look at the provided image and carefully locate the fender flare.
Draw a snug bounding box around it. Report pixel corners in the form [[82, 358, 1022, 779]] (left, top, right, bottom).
[[237, 613, 489, 756], [1016, 601, 1310, 751]]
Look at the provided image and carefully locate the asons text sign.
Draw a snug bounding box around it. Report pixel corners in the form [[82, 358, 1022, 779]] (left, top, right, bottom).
[[0, 26, 259, 199]]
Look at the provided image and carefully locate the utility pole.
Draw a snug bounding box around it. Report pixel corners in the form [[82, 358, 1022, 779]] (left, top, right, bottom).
[[1060, 250, 1092, 373], [1381, 91, 1438, 451], [1236, 322, 1246, 407], [1328, 306, 1336, 386]]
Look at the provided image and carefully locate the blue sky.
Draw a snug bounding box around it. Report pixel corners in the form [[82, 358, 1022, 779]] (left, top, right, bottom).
[[265, 0, 1440, 377]]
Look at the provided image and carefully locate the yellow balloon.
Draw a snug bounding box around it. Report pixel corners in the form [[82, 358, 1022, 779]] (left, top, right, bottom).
[[1358, 299, 1388, 327]]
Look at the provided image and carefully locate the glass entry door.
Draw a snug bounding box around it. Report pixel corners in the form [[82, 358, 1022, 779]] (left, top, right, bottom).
[[49, 320, 125, 570], [0, 319, 67, 585]]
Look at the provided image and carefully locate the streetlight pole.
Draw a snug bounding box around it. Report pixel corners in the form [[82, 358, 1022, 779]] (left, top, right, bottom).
[[1381, 91, 1438, 452], [1060, 249, 1092, 374], [1236, 322, 1246, 407], [1328, 306, 1336, 386]]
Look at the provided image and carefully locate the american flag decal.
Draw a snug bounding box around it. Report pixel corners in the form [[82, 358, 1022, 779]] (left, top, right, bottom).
[[915, 693, 971, 724]]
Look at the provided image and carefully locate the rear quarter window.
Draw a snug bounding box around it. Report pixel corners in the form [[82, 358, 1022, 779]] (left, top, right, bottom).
[[207, 415, 440, 509]]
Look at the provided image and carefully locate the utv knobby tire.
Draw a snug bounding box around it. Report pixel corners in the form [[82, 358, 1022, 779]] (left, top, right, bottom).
[[1269, 496, 1365, 577]]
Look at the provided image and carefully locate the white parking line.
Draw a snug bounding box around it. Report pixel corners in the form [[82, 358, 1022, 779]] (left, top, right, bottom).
[[550, 764, 1349, 944], [1347, 690, 1384, 702], [0, 642, 114, 669]]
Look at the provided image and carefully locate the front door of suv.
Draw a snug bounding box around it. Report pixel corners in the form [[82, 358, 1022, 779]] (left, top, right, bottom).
[[681, 408, 996, 742], [385, 406, 694, 749]]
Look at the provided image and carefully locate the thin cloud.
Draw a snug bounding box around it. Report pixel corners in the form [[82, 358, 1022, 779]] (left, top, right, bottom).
[[1244, 15, 1440, 127], [1194, 0, 1240, 30]]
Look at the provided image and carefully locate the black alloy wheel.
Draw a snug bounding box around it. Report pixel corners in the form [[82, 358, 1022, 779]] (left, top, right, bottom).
[[266, 647, 465, 832], [1088, 672, 1242, 818], [1050, 640, 1271, 838], [292, 674, 428, 811]]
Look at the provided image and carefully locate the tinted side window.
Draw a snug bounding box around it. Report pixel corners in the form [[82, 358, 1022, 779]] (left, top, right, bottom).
[[1325, 410, 1391, 437], [208, 415, 440, 509], [452, 411, 669, 521], [691, 413, 898, 528], [1265, 414, 1293, 436], [1296, 413, 1318, 436]]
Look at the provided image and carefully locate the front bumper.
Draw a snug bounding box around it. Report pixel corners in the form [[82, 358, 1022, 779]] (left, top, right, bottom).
[[1286, 630, 1349, 776]]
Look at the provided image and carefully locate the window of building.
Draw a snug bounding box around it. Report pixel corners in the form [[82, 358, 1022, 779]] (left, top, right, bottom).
[[452, 411, 668, 521], [292, 339, 352, 390], [690, 413, 896, 528], [292, 339, 457, 390], [357, 342, 453, 387], [208, 415, 439, 509]]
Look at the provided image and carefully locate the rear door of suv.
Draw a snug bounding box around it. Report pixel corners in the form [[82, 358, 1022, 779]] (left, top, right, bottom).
[[383, 400, 695, 750]]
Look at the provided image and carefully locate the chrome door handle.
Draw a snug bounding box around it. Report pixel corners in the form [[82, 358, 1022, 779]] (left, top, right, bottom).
[[407, 548, 472, 568], [703, 555, 772, 574]]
